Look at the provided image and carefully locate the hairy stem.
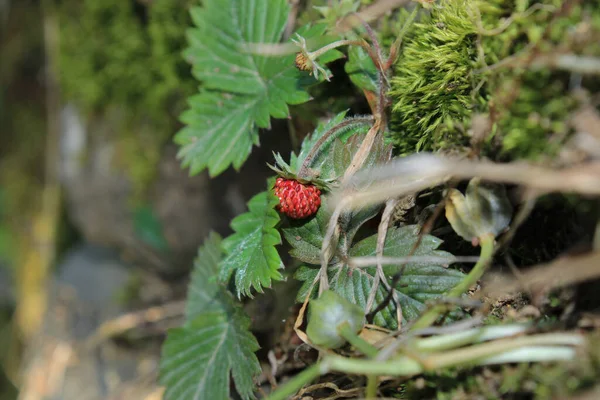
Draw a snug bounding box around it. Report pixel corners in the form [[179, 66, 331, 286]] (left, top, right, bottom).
[[265, 363, 324, 400], [365, 375, 378, 399], [309, 39, 367, 59], [410, 233, 495, 330], [337, 322, 379, 358], [365, 198, 399, 322], [298, 116, 374, 179], [267, 329, 581, 398], [325, 332, 580, 375]]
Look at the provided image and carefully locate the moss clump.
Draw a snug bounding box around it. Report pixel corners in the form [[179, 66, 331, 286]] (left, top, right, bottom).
[[389, 0, 599, 159], [389, 0, 487, 152]]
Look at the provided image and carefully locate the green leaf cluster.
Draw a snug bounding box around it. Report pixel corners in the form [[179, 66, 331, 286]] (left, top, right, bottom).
[[160, 233, 261, 400], [175, 0, 343, 177], [294, 225, 464, 329], [219, 182, 284, 298], [280, 127, 464, 330]]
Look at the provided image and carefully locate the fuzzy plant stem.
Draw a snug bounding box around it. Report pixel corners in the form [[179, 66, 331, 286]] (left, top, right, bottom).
[[308, 38, 380, 76], [324, 332, 580, 375], [365, 375, 378, 399], [411, 233, 496, 330], [297, 116, 374, 178], [338, 323, 381, 398], [265, 363, 323, 400], [309, 39, 366, 59], [267, 330, 581, 399], [337, 322, 379, 358]]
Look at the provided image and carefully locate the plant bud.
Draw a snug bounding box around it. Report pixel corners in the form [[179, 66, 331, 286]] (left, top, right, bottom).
[[294, 52, 312, 72], [306, 290, 364, 349], [446, 178, 513, 245]]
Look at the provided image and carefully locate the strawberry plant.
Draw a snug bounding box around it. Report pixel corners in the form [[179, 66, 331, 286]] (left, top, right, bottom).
[[159, 0, 595, 399]]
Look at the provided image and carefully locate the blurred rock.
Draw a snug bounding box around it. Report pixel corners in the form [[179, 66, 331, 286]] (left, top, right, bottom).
[[59, 105, 228, 277], [58, 104, 293, 277], [19, 243, 163, 400], [0, 265, 13, 307]]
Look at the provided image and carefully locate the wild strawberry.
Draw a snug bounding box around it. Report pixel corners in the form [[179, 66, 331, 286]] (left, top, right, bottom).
[[274, 178, 321, 219]]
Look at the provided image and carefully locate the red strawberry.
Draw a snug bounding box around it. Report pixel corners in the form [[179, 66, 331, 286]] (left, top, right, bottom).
[[274, 178, 321, 219]]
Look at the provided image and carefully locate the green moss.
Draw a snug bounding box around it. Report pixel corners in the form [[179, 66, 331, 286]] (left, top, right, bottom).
[[58, 0, 196, 198], [389, 0, 598, 159], [58, 0, 194, 118], [389, 0, 489, 153], [493, 71, 576, 160]]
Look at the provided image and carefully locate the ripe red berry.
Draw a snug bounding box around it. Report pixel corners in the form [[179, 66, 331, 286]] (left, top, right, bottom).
[[274, 177, 321, 219]]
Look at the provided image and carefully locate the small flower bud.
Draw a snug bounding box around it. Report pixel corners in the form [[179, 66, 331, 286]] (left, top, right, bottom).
[[294, 52, 312, 72], [446, 178, 513, 245], [306, 290, 364, 349]]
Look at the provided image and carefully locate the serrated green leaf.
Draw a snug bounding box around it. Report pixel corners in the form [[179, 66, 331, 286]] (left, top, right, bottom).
[[345, 45, 379, 92], [185, 232, 229, 320], [220, 183, 284, 297], [334, 132, 392, 240], [283, 196, 333, 265], [295, 226, 464, 329], [177, 0, 343, 176], [291, 111, 372, 177], [176, 91, 259, 177], [161, 233, 261, 400], [161, 311, 260, 400], [294, 111, 347, 170]]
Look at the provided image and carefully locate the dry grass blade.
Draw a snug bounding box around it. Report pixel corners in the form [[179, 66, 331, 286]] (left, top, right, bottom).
[[484, 251, 600, 299], [291, 382, 360, 400], [364, 198, 398, 318], [348, 255, 480, 268], [85, 300, 185, 349], [329, 154, 600, 212]]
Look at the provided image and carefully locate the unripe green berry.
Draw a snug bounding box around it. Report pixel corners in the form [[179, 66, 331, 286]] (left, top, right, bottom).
[[306, 290, 364, 349]]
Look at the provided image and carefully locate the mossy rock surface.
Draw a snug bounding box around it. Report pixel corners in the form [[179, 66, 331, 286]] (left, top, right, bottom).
[[389, 0, 600, 160]]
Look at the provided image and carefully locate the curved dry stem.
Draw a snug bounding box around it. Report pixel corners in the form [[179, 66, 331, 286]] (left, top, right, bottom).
[[332, 154, 600, 213], [318, 204, 344, 295], [342, 121, 384, 182], [365, 198, 399, 321], [336, 0, 411, 33], [348, 255, 479, 267], [297, 116, 375, 179]]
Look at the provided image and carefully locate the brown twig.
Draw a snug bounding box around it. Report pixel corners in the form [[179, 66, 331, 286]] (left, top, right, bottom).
[[85, 301, 185, 349], [365, 199, 400, 324], [484, 251, 600, 298], [332, 155, 600, 212]]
